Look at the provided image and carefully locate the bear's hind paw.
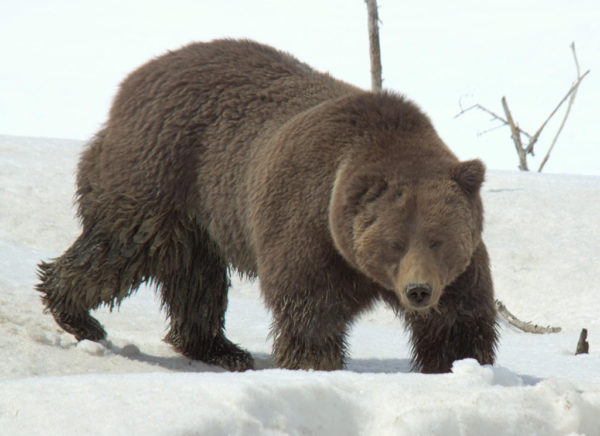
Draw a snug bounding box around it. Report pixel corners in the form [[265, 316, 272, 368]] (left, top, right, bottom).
[[51, 309, 107, 342]]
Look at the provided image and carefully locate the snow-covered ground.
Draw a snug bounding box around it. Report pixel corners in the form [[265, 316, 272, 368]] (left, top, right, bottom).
[[1, 134, 599, 435]]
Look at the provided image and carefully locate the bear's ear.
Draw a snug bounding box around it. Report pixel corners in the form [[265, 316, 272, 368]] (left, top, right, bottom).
[[452, 159, 485, 195]]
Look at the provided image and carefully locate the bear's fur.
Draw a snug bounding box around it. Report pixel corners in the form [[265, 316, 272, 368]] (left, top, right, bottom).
[[36, 39, 498, 372]]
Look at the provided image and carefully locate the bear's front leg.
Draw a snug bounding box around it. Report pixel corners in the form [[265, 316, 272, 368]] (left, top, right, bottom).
[[405, 304, 497, 373], [266, 290, 353, 371], [405, 248, 498, 373]]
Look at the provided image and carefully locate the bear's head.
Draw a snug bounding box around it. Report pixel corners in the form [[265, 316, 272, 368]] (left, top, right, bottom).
[[329, 159, 485, 312]]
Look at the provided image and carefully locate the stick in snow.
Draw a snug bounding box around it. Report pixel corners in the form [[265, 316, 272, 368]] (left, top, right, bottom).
[[575, 328, 589, 355]]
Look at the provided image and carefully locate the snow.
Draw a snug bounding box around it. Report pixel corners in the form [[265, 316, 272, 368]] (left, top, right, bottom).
[[1, 133, 599, 435]]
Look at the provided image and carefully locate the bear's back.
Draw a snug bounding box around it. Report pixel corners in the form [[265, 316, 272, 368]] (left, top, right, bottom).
[[81, 39, 356, 211], [78, 40, 358, 275], [109, 39, 356, 144]]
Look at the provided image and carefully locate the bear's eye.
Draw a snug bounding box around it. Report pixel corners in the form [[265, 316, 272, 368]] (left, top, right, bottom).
[[391, 241, 405, 253], [429, 239, 443, 250], [362, 215, 376, 228], [364, 182, 388, 203]]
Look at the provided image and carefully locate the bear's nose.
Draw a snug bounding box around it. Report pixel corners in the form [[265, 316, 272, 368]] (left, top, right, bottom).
[[405, 283, 432, 307]]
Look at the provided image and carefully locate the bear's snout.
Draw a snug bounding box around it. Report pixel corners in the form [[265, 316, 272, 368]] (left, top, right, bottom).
[[405, 283, 432, 307]]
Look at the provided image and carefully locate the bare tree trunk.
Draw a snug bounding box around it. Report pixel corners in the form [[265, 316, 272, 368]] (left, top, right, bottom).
[[365, 0, 382, 92], [501, 97, 529, 171]]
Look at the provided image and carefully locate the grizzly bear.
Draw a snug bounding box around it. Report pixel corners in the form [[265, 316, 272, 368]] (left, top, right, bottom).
[[37, 39, 498, 373]]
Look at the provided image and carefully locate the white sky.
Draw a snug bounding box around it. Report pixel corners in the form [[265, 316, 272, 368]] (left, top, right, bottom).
[[1, 0, 598, 175]]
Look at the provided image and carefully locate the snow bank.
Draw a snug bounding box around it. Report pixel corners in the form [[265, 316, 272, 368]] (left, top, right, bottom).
[[2, 363, 599, 436]]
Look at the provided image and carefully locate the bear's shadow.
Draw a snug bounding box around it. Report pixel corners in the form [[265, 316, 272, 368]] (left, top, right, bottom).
[[105, 343, 544, 386], [106, 341, 413, 374]]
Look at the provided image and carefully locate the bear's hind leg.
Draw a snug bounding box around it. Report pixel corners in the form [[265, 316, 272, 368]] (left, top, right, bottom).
[[155, 226, 254, 371], [38, 258, 105, 341], [36, 228, 140, 341]]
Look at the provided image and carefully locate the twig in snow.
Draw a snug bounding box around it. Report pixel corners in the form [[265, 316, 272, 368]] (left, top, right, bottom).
[[495, 299, 561, 334]]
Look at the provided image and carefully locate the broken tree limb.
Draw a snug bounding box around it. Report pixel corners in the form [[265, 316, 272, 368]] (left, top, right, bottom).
[[495, 299, 561, 334]]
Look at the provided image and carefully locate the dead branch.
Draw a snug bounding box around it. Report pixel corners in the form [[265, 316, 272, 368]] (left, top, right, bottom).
[[365, 0, 382, 92], [528, 72, 589, 157], [538, 43, 590, 172], [455, 103, 532, 139], [455, 42, 589, 172], [477, 123, 508, 137], [575, 328, 589, 354], [495, 299, 561, 334]]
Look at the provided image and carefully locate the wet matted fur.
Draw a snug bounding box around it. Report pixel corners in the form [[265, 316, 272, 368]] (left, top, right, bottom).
[[37, 39, 497, 372]]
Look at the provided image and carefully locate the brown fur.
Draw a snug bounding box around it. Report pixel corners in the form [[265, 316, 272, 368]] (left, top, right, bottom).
[[36, 39, 497, 372]]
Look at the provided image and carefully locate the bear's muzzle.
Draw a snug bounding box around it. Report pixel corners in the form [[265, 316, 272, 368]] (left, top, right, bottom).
[[405, 283, 433, 307]]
